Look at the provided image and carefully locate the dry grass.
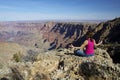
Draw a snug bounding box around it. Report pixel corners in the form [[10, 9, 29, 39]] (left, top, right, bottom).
[[0, 42, 25, 66]]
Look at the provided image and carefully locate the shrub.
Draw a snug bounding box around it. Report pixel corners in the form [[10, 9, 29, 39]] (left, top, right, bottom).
[[0, 63, 3, 69], [23, 50, 38, 62], [13, 51, 22, 62]]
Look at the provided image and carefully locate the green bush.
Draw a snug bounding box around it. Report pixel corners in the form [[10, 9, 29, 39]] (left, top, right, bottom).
[[0, 63, 3, 69], [13, 51, 22, 62]]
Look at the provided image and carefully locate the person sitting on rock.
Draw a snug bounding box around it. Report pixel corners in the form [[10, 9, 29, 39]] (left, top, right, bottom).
[[70, 31, 102, 57]]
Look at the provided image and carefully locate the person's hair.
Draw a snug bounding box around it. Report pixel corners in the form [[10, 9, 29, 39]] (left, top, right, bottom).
[[86, 31, 94, 41]]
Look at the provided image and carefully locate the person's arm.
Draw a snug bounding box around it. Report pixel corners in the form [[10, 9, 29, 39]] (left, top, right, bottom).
[[70, 40, 88, 50], [79, 40, 88, 49], [93, 39, 102, 47], [69, 44, 81, 50]]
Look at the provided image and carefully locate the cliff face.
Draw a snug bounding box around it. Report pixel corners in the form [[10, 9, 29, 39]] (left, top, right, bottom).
[[43, 18, 120, 49], [92, 18, 120, 63], [0, 48, 120, 80], [42, 22, 97, 49], [0, 21, 97, 50], [93, 18, 120, 43], [0, 18, 120, 50]]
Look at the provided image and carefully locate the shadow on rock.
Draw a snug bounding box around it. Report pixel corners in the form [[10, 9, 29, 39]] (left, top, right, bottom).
[[0, 77, 9, 80], [80, 62, 100, 78], [79, 61, 120, 80]]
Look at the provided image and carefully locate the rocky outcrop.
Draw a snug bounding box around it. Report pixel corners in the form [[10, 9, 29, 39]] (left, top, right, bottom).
[[0, 48, 120, 80], [107, 46, 120, 63]]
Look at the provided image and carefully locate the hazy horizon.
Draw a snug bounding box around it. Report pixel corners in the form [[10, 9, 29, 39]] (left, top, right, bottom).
[[0, 19, 108, 24], [0, 0, 120, 21]]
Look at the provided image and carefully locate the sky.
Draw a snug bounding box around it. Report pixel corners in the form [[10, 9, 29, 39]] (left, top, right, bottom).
[[0, 0, 120, 21]]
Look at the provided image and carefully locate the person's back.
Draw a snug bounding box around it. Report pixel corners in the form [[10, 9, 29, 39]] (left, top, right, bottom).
[[85, 39, 94, 55], [70, 31, 102, 57]]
